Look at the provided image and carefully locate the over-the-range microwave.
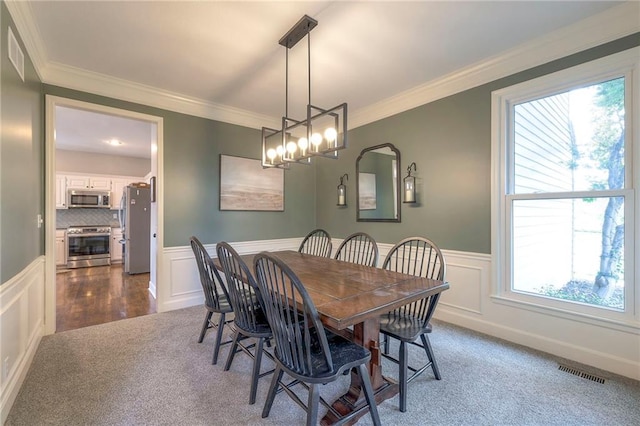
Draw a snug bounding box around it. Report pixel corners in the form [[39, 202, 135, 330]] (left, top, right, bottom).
[[67, 189, 111, 208]]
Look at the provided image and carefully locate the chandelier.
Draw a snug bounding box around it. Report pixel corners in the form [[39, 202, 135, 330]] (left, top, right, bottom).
[[261, 15, 347, 169]]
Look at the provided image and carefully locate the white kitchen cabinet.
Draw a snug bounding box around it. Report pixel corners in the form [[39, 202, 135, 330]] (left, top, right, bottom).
[[111, 228, 123, 263], [66, 175, 112, 190], [89, 177, 112, 190], [111, 178, 129, 206], [56, 174, 67, 209], [65, 175, 90, 189], [55, 229, 67, 266], [111, 177, 146, 208]]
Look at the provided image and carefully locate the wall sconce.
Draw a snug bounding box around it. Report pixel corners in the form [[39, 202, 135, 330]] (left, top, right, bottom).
[[403, 162, 417, 203], [337, 173, 348, 206]]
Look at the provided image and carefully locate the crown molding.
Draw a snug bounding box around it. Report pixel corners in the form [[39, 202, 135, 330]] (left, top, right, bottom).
[[41, 61, 281, 130], [7, 1, 639, 131], [349, 1, 640, 128]]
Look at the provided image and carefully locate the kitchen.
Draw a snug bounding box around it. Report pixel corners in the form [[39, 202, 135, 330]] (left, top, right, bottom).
[[54, 105, 157, 331]]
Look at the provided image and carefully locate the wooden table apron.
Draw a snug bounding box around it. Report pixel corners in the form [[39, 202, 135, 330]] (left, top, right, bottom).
[[215, 250, 449, 424]]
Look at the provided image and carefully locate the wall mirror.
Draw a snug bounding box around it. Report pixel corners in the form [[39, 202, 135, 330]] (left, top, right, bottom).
[[356, 143, 400, 222]]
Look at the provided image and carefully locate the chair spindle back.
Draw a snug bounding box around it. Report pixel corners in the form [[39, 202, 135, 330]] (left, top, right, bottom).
[[216, 242, 264, 333], [382, 237, 446, 325], [298, 229, 332, 258], [190, 236, 230, 311], [254, 252, 333, 377], [334, 232, 379, 267]]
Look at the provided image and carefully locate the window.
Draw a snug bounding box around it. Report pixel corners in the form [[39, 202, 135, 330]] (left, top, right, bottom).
[[492, 48, 638, 323]]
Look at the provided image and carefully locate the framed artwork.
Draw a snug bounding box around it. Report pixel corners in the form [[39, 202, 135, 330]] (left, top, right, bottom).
[[358, 172, 377, 210], [219, 154, 284, 211]]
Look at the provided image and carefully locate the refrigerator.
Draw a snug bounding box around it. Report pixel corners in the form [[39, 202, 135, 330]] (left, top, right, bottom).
[[118, 183, 151, 274]]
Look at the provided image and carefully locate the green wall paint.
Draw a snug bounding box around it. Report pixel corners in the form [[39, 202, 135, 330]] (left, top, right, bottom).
[[316, 33, 640, 254], [43, 85, 316, 247], [1, 2, 44, 284]]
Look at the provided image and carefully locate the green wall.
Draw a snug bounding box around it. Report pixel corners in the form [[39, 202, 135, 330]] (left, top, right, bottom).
[[1, 2, 44, 284], [316, 33, 640, 254], [43, 85, 316, 247]]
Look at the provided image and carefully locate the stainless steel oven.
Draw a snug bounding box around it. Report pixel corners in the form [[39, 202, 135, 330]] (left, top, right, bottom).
[[66, 226, 111, 268]]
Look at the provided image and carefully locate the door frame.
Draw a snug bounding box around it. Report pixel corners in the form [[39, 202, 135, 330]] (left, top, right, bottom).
[[44, 95, 164, 335]]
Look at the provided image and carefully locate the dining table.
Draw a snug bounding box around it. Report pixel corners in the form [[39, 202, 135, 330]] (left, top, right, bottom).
[[216, 249, 449, 425]]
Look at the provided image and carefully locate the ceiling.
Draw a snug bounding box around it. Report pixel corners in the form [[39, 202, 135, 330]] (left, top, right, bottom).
[[9, 1, 636, 159]]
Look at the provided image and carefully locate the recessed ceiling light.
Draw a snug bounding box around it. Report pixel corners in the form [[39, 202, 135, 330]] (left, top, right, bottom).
[[106, 138, 123, 146]]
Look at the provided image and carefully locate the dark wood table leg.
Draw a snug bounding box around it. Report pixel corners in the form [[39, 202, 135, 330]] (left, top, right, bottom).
[[320, 318, 398, 425]]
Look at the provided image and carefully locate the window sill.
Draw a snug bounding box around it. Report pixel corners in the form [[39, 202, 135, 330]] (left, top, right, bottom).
[[490, 294, 640, 335]]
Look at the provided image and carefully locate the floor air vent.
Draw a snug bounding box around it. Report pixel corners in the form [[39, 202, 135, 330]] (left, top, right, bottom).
[[558, 364, 605, 384]]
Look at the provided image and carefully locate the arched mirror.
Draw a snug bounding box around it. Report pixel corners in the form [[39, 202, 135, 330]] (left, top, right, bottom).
[[356, 143, 400, 222]]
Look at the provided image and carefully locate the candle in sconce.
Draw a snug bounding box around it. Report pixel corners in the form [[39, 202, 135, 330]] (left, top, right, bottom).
[[338, 194, 345, 205], [405, 189, 415, 203]]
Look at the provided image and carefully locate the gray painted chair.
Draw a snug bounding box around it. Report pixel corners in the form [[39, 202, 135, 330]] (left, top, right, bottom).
[[189, 236, 233, 365], [254, 252, 381, 426], [380, 236, 446, 412], [216, 241, 274, 405]]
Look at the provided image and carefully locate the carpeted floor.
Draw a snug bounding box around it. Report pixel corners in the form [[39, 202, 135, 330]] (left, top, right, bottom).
[[6, 306, 640, 425]]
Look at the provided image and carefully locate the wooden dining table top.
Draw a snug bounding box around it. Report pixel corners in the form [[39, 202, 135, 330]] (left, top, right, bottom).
[[224, 250, 450, 330]]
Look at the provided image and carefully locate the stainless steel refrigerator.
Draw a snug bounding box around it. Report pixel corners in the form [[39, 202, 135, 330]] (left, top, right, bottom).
[[118, 183, 151, 274]]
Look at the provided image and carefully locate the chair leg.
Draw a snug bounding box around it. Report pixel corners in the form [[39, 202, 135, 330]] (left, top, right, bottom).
[[357, 363, 381, 426], [307, 383, 319, 426], [211, 312, 227, 365], [382, 334, 389, 355], [198, 311, 213, 343], [421, 333, 441, 380], [262, 367, 283, 419], [223, 329, 240, 370], [399, 340, 408, 412], [249, 337, 264, 405]]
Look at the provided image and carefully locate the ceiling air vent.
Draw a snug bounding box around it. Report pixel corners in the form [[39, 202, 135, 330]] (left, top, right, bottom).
[[8, 27, 25, 82]]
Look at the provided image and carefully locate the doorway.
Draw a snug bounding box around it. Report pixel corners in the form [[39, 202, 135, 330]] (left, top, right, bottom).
[[45, 95, 163, 334]]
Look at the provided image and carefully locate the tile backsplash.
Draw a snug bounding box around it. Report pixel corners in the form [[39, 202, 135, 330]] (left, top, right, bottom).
[[57, 208, 120, 229]]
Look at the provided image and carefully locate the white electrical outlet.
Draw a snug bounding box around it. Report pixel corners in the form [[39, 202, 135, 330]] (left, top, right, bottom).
[[2, 357, 9, 380], [113, 213, 117, 219], [37, 213, 43, 228]]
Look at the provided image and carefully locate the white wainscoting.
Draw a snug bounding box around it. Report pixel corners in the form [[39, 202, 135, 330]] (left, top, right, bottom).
[[0, 256, 45, 424], [158, 238, 302, 313]]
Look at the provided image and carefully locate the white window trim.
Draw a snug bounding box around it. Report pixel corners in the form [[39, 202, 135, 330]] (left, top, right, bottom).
[[491, 47, 640, 331]]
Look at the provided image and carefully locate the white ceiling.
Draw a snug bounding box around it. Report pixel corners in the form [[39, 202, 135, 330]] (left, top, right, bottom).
[[9, 1, 637, 159]]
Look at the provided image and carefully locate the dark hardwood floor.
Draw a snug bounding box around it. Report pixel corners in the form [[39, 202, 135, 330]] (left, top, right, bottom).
[[56, 264, 156, 332]]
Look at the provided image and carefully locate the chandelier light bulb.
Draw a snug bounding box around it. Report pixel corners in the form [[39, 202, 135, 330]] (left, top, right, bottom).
[[311, 132, 323, 150], [286, 141, 297, 159], [276, 145, 285, 158], [267, 148, 277, 163], [324, 128, 337, 144], [298, 137, 308, 155]]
